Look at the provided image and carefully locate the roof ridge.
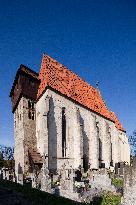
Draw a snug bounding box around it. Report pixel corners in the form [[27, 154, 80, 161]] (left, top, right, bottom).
[[43, 54, 96, 91], [37, 54, 120, 124], [111, 111, 125, 132], [96, 88, 113, 117], [20, 64, 39, 76]]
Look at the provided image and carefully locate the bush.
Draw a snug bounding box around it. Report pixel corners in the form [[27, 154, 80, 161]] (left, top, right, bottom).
[[112, 178, 123, 188], [101, 191, 121, 205]]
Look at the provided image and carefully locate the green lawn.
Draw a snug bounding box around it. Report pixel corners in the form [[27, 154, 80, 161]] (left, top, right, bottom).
[[0, 179, 121, 205], [100, 192, 121, 205], [0, 179, 83, 205]]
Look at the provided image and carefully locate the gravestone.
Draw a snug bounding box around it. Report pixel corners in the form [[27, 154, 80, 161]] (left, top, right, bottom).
[[59, 164, 80, 201], [41, 157, 51, 193], [122, 158, 136, 205], [89, 173, 116, 192]]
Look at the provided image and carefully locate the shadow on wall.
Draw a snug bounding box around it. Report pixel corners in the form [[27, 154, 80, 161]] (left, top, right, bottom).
[[18, 163, 23, 174], [48, 97, 57, 173], [17, 163, 23, 183], [80, 115, 89, 172]]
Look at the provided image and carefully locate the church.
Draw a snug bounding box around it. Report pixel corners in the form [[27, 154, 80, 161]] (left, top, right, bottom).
[[10, 54, 130, 188]]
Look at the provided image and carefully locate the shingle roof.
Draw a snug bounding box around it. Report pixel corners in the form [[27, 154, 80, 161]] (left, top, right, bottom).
[[10, 64, 39, 97], [20, 64, 39, 80], [37, 54, 114, 122]]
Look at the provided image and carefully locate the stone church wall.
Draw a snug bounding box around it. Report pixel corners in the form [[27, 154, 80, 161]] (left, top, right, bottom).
[[36, 88, 130, 171], [119, 132, 130, 164]]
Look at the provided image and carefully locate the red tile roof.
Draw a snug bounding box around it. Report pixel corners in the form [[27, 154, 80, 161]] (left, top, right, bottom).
[[111, 112, 125, 132], [37, 54, 125, 132]]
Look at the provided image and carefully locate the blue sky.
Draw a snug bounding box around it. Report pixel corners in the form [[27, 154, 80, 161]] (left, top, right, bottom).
[[0, 0, 136, 146]]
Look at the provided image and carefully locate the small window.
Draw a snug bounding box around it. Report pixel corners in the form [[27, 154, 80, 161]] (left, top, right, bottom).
[[32, 102, 34, 109], [28, 111, 31, 119], [28, 101, 31, 109], [31, 111, 35, 120], [28, 100, 35, 120]]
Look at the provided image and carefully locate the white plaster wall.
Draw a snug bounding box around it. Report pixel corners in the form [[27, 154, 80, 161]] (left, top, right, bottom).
[[119, 132, 130, 164], [110, 124, 120, 165], [36, 88, 130, 171]]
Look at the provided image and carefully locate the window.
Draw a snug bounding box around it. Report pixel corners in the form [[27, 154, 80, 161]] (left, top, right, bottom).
[[99, 138, 102, 165], [96, 122, 102, 168], [28, 100, 35, 120], [62, 107, 66, 157], [83, 154, 89, 172], [110, 143, 113, 166], [110, 133, 113, 166], [107, 124, 113, 166]]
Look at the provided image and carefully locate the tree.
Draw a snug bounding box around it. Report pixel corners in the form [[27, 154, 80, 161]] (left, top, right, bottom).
[[0, 145, 14, 170], [129, 130, 136, 156], [0, 145, 14, 160]]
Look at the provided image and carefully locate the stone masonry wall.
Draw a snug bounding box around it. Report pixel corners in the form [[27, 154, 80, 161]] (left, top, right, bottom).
[[14, 96, 37, 182], [14, 97, 25, 182], [122, 158, 136, 205]]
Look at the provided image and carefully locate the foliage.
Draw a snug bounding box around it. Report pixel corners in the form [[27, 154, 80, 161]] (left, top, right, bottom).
[[111, 178, 123, 188], [85, 191, 121, 205], [0, 159, 15, 170], [0, 160, 4, 168], [0, 152, 3, 160], [0, 145, 14, 169], [0, 145, 14, 160], [0, 179, 84, 205], [129, 130, 136, 156], [100, 192, 121, 205], [4, 160, 15, 169]]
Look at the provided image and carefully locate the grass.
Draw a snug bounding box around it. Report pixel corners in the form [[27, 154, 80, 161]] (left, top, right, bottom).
[[86, 192, 121, 205], [112, 178, 123, 188], [0, 179, 83, 205], [0, 179, 121, 205], [100, 192, 121, 205]]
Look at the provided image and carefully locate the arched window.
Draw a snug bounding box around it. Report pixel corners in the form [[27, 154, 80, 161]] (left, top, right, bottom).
[[83, 154, 89, 172], [109, 127, 113, 166], [62, 107, 66, 157], [96, 122, 102, 168]]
